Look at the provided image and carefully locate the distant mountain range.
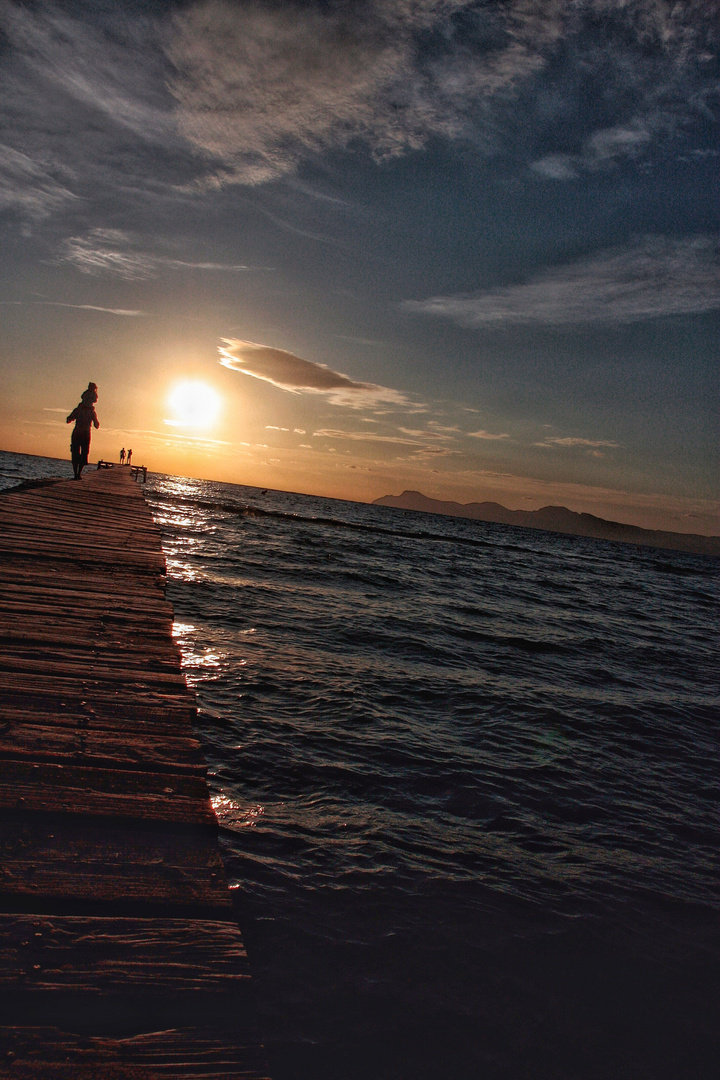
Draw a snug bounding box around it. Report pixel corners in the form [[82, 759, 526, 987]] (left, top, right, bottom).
[[372, 491, 720, 557]]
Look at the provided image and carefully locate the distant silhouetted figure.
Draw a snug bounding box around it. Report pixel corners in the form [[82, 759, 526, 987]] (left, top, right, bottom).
[[120, 447, 126, 464], [126, 448, 132, 465], [67, 382, 99, 480]]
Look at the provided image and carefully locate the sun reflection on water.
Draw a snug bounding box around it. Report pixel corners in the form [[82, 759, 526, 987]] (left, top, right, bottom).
[[211, 794, 265, 831], [172, 620, 228, 682], [166, 557, 206, 583]]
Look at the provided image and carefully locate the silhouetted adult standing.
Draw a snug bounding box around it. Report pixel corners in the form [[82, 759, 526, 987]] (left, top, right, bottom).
[[66, 382, 99, 480], [120, 447, 126, 464], [127, 448, 132, 465]]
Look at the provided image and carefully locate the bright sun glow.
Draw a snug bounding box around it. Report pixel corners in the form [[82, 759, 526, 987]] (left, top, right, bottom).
[[167, 381, 222, 429]]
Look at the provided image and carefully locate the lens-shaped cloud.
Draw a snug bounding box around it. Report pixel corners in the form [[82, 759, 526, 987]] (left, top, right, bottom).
[[218, 338, 414, 408]]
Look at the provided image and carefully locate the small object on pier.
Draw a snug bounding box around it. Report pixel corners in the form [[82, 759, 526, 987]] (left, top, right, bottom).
[[97, 460, 148, 481]]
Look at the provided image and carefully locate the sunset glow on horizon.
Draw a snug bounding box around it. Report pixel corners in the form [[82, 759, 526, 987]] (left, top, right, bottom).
[[0, 2, 717, 535]]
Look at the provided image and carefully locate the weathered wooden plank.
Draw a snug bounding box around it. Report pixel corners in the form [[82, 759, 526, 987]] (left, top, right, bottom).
[[0, 815, 231, 912], [0, 615, 174, 647], [0, 657, 189, 690], [0, 531, 166, 560], [0, 501, 161, 532], [0, 485, 156, 512], [0, 643, 182, 675], [0, 639, 183, 674], [0, 522, 163, 548], [0, 601, 174, 628], [0, 721, 206, 774], [0, 558, 165, 583], [0, 574, 168, 606], [0, 702, 198, 737], [0, 760, 216, 825], [0, 676, 194, 713], [0, 680, 196, 726], [0, 585, 174, 621], [0, 1027, 271, 1079], [0, 547, 163, 572], [0, 511, 159, 535], [0, 593, 170, 624], [0, 915, 251, 993]]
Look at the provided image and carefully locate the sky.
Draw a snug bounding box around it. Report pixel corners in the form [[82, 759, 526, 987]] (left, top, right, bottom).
[[0, 0, 718, 534]]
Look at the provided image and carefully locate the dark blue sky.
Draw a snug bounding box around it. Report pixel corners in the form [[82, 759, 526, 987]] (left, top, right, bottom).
[[1, 0, 718, 531]]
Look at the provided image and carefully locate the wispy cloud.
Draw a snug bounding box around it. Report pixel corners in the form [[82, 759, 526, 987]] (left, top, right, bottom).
[[218, 338, 415, 409], [404, 236, 720, 327], [532, 122, 655, 179], [1, 0, 717, 214], [313, 429, 420, 446], [0, 143, 77, 217], [537, 437, 621, 449], [534, 435, 621, 459], [35, 300, 146, 316], [166, 0, 719, 186], [165, 0, 562, 185], [468, 430, 511, 440], [0, 1, 192, 218], [1, 2, 174, 144], [59, 229, 251, 279], [108, 426, 232, 449]]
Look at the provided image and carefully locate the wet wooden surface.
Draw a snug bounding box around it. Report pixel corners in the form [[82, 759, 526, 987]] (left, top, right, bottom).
[[0, 469, 270, 1078]]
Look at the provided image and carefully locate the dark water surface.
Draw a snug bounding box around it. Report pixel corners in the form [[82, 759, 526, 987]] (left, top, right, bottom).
[[2, 453, 719, 1079]]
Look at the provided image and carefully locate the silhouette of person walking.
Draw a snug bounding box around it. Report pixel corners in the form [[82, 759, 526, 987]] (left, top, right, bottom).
[[127, 448, 132, 465], [120, 447, 126, 464], [66, 382, 99, 480]]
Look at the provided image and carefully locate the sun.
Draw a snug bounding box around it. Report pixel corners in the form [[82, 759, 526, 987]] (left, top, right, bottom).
[[167, 380, 222, 429]]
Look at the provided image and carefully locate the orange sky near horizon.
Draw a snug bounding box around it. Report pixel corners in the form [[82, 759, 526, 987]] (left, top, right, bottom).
[[1, 360, 717, 537]]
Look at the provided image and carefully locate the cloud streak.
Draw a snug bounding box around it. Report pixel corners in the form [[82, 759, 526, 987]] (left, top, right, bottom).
[[313, 429, 420, 446], [0, 143, 77, 217], [218, 339, 414, 409], [35, 300, 146, 316], [60, 229, 251, 279], [537, 437, 621, 449], [404, 236, 720, 327], [0, 0, 197, 221]]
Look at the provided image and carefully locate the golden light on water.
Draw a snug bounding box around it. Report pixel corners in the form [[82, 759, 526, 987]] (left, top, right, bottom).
[[166, 380, 222, 429]]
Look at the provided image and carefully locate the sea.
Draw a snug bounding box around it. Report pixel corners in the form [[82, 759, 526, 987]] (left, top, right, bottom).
[[2, 450, 719, 1080]]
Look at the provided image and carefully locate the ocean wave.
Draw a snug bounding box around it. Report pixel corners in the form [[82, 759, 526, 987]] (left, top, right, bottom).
[[149, 472, 719, 1080]]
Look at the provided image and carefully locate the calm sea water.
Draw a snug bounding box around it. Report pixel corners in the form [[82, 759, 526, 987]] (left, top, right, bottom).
[[2, 452, 719, 1079]]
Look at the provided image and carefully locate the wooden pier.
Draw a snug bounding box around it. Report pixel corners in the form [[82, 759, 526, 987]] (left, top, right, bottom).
[[0, 469, 270, 1078]]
